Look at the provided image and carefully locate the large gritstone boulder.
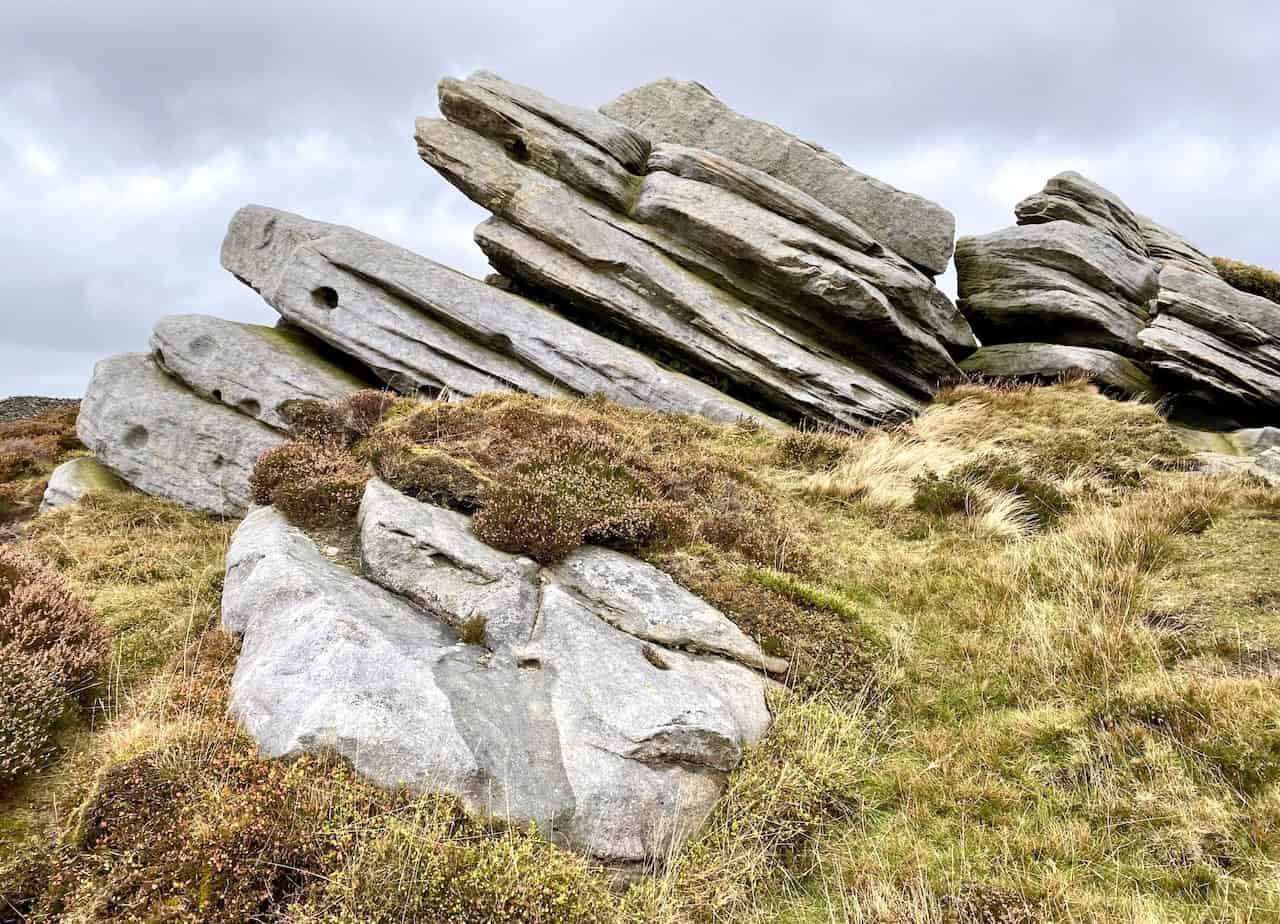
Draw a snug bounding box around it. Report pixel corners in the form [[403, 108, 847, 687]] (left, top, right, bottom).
[[220, 205, 775, 429], [77, 353, 284, 516], [1139, 266, 1280, 424], [955, 221, 1159, 354], [601, 78, 956, 276], [417, 72, 975, 429], [222, 478, 780, 873]]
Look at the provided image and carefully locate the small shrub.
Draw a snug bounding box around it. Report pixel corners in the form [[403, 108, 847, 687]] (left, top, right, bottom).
[[342, 389, 400, 436], [778, 429, 849, 471], [956, 456, 1071, 527], [0, 546, 108, 694], [913, 471, 980, 517], [280, 399, 350, 445], [1213, 256, 1280, 305], [459, 614, 487, 646], [0, 447, 42, 482], [366, 438, 487, 511], [0, 647, 67, 783], [250, 441, 370, 528]]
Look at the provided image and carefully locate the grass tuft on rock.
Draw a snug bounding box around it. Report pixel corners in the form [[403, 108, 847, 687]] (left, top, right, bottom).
[[1213, 255, 1280, 305]]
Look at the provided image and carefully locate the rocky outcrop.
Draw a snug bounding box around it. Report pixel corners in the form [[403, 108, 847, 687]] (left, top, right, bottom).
[[1139, 266, 1280, 422], [78, 353, 284, 516], [1137, 215, 1219, 277], [221, 205, 775, 428], [151, 314, 369, 430], [222, 479, 778, 871], [38, 457, 127, 513], [418, 72, 974, 427], [959, 342, 1155, 399], [1013, 171, 1148, 258], [955, 221, 1159, 354], [602, 78, 956, 276]]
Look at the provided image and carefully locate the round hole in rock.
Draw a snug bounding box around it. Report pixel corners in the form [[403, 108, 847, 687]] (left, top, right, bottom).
[[508, 137, 530, 162], [123, 425, 149, 450], [239, 398, 261, 417], [212, 389, 223, 402], [312, 286, 339, 310]]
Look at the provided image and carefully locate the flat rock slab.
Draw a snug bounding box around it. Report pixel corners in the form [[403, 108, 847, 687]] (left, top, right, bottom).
[[152, 314, 369, 431], [221, 205, 775, 429], [38, 456, 128, 513], [955, 221, 1159, 354], [222, 480, 777, 872], [1137, 214, 1219, 277], [602, 78, 956, 275], [78, 353, 284, 516], [959, 342, 1156, 399]]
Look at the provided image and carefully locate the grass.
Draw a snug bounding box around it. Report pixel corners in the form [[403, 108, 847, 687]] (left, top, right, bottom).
[[1213, 255, 1280, 305], [0, 403, 82, 527], [5, 379, 1280, 922]]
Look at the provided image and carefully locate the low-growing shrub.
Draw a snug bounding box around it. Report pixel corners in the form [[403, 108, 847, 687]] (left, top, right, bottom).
[[913, 471, 981, 517], [0, 647, 67, 784], [280, 399, 351, 445], [1213, 256, 1280, 305], [955, 456, 1071, 527], [361, 434, 487, 511], [343, 388, 400, 436], [0, 546, 108, 694], [251, 441, 370, 528]]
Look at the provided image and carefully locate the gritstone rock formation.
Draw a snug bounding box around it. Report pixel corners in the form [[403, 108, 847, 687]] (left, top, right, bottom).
[[955, 169, 1279, 426], [222, 479, 779, 873]]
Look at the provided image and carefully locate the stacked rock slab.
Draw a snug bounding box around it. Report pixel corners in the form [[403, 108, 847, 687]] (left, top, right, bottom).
[[219, 205, 776, 428], [78, 317, 369, 515], [417, 71, 973, 429], [602, 78, 957, 276], [222, 478, 780, 873]]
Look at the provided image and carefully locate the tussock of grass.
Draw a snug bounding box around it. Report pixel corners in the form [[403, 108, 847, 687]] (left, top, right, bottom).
[[1213, 255, 1280, 305]]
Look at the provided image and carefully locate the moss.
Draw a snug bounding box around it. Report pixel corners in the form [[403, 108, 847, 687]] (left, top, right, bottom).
[[1213, 256, 1280, 305], [459, 614, 487, 647]]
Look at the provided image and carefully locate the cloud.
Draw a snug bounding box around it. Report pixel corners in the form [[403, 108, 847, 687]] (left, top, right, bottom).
[[1, 0, 1277, 395]]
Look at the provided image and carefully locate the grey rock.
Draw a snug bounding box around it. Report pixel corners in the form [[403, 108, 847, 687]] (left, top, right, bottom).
[[38, 456, 128, 513], [470, 70, 650, 172], [151, 314, 368, 430], [959, 342, 1156, 399], [1137, 214, 1220, 277], [1139, 265, 1280, 420], [1229, 426, 1280, 455], [602, 78, 955, 275], [1015, 171, 1148, 258], [417, 117, 921, 429], [223, 483, 775, 871], [221, 205, 775, 428], [439, 74, 641, 213], [77, 354, 284, 516], [955, 221, 1159, 354]]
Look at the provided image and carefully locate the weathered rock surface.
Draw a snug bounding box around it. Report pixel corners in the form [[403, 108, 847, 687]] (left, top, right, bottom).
[[151, 314, 369, 430], [955, 221, 1159, 354], [78, 354, 284, 516], [221, 205, 775, 428], [417, 83, 969, 426], [1014, 171, 1148, 258], [223, 480, 776, 870], [1139, 266, 1280, 422], [602, 78, 956, 275], [38, 456, 127, 513], [959, 342, 1155, 399], [1137, 215, 1219, 277]]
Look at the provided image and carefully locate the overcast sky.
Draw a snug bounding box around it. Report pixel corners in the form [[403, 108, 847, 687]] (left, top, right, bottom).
[[3, 0, 1278, 397]]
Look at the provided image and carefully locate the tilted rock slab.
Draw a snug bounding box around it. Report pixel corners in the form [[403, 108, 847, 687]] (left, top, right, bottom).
[[417, 77, 967, 427], [38, 456, 128, 513], [1137, 214, 1220, 277], [152, 314, 369, 430], [78, 353, 284, 516], [959, 342, 1156, 399], [222, 478, 777, 871], [1139, 266, 1280, 421], [955, 221, 1159, 354], [221, 205, 775, 428], [1014, 171, 1149, 259], [602, 78, 956, 275]]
